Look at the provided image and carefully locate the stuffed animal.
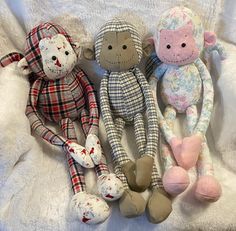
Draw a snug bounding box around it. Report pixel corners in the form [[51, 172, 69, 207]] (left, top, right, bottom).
[[148, 6, 222, 202], [84, 18, 172, 223], [16, 22, 124, 224]]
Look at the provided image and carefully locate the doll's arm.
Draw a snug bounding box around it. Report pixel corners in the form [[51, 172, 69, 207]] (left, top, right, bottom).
[[135, 68, 176, 148], [194, 58, 214, 138], [26, 78, 94, 168], [76, 68, 102, 164], [76, 68, 99, 136], [100, 75, 129, 166]]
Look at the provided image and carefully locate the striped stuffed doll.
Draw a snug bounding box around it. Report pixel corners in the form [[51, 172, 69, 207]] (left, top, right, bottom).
[[84, 18, 172, 223], [148, 7, 222, 202], [16, 22, 124, 224]]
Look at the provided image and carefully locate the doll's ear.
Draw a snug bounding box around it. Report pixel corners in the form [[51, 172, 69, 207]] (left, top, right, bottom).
[[83, 46, 95, 60], [204, 31, 217, 48], [17, 57, 32, 75], [142, 39, 154, 57]]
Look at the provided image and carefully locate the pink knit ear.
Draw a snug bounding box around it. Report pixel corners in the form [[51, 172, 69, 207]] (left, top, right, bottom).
[[204, 31, 216, 48], [147, 36, 155, 44]]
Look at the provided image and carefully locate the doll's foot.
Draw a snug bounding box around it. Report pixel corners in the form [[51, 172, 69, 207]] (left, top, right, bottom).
[[146, 188, 172, 223], [176, 135, 202, 170], [70, 192, 110, 224], [85, 134, 102, 165], [135, 155, 154, 192], [65, 141, 94, 168], [121, 160, 138, 191], [170, 137, 182, 157], [97, 173, 124, 201], [163, 166, 190, 196], [119, 189, 146, 218], [194, 175, 222, 202]]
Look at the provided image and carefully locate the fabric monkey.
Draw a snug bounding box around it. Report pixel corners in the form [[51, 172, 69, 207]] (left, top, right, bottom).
[[148, 7, 222, 202], [13, 22, 124, 224], [84, 18, 172, 223]]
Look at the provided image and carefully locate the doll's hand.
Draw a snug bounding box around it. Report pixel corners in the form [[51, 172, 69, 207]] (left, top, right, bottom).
[[169, 137, 182, 158], [85, 134, 102, 165], [65, 141, 94, 168]]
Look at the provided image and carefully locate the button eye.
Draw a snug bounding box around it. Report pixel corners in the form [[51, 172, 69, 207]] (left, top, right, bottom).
[[108, 45, 112, 50], [166, 44, 171, 49], [65, 51, 69, 55], [52, 56, 57, 60], [122, 45, 127, 50], [181, 43, 186, 48]]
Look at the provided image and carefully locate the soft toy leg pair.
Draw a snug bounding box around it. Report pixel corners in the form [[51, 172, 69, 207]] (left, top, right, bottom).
[[161, 105, 221, 202], [113, 117, 172, 223], [59, 117, 123, 224]]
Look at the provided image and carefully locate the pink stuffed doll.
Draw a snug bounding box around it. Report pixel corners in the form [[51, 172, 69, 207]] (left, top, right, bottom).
[[13, 22, 124, 224], [148, 7, 222, 202]]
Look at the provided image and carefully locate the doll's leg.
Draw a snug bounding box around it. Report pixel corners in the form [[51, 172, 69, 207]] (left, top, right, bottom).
[[133, 113, 154, 191], [60, 118, 110, 224], [185, 106, 221, 202], [194, 141, 221, 202], [113, 119, 146, 217], [146, 164, 172, 223], [162, 106, 189, 195], [80, 109, 124, 202]]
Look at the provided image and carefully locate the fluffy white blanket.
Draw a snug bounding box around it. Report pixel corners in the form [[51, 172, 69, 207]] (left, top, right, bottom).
[[0, 1, 236, 230]]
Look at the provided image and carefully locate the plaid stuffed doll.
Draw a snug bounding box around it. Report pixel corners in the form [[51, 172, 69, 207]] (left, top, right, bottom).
[[84, 18, 172, 223], [8, 22, 124, 225]]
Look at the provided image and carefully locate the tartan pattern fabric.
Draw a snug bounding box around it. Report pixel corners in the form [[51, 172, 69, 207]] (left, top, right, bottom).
[[0, 52, 24, 67], [24, 22, 74, 79], [95, 18, 142, 66], [150, 164, 163, 189], [26, 67, 99, 148], [94, 154, 109, 177], [60, 118, 86, 193]]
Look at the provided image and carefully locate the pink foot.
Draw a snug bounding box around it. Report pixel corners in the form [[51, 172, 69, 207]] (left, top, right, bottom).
[[175, 135, 202, 170], [194, 175, 222, 202], [170, 137, 182, 157], [163, 166, 190, 196]]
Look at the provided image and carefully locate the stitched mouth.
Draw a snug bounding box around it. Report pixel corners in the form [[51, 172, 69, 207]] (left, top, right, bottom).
[[105, 54, 134, 65], [161, 50, 194, 64]]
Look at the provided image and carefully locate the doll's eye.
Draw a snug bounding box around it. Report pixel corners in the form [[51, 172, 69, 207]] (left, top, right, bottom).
[[108, 45, 112, 50], [181, 43, 186, 48], [166, 44, 171, 49], [122, 45, 127, 50], [52, 56, 57, 60], [65, 51, 69, 55]]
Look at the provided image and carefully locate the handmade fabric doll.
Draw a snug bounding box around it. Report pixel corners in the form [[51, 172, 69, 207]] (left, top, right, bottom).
[[16, 22, 124, 224], [84, 18, 172, 223], [148, 6, 222, 202]]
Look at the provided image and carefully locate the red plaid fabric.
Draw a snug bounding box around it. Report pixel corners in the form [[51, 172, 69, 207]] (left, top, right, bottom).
[[24, 22, 74, 79], [26, 67, 99, 147], [0, 52, 24, 67]]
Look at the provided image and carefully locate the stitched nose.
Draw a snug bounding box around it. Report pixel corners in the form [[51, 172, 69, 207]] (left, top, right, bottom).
[[55, 59, 61, 67]]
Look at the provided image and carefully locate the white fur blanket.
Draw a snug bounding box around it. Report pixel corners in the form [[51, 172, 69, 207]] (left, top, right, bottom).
[[0, 1, 236, 230]]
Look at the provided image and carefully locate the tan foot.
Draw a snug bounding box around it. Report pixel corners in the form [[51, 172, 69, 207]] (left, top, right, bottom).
[[146, 188, 172, 223], [135, 155, 154, 192], [119, 189, 146, 218], [121, 160, 138, 191]]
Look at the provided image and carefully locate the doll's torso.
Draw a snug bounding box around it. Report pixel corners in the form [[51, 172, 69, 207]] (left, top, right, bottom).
[[161, 63, 201, 113], [38, 68, 86, 122], [108, 70, 145, 122]]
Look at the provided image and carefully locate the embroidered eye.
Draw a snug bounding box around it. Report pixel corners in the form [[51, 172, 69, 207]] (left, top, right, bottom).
[[181, 43, 186, 48], [65, 51, 69, 55], [52, 56, 57, 60], [122, 45, 127, 50], [166, 44, 171, 49], [108, 45, 112, 50]]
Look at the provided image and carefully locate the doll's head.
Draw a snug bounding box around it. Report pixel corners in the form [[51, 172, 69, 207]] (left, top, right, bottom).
[[150, 7, 217, 66], [18, 22, 79, 80], [94, 18, 143, 72]]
